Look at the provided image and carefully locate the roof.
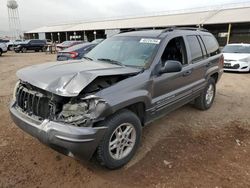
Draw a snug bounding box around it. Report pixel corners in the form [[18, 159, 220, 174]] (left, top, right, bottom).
[[25, 3, 250, 34]]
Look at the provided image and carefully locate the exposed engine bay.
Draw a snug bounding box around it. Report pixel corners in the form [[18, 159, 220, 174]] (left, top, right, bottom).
[[15, 75, 132, 127]]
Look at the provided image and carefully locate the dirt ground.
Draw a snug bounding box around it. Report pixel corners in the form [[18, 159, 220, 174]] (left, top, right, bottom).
[[0, 52, 250, 188]]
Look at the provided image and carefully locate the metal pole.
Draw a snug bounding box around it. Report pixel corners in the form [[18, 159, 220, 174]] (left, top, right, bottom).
[[226, 23, 232, 45]]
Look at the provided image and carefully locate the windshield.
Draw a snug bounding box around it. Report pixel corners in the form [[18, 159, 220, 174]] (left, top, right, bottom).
[[86, 36, 160, 68], [222, 45, 250, 53]]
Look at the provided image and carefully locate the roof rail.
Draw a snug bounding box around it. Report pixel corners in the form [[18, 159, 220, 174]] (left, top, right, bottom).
[[119, 28, 151, 34], [161, 27, 208, 33]]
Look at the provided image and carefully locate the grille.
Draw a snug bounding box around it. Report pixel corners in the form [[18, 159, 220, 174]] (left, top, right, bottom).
[[16, 84, 51, 119], [223, 63, 240, 69]]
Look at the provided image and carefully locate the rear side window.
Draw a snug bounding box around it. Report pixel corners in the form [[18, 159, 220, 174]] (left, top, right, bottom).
[[187, 35, 203, 63], [202, 35, 220, 57]]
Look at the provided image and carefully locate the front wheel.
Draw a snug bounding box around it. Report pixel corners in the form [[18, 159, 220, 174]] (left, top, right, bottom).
[[194, 77, 216, 110], [21, 47, 27, 53], [0, 50, 2, 56], [96, 109, 142, 169]]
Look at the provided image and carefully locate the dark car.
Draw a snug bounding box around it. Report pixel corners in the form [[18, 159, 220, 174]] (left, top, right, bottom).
[[56, 41, 84, 51], [14, 39, 46, 53], [57, 43, 97, 61], [10, 28, 223, 169], [0, 39, 10, 43]]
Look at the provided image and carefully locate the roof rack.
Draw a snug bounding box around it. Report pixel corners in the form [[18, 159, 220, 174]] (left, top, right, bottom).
[[119, 28, 151, 34], [161, 27, 208, 33]]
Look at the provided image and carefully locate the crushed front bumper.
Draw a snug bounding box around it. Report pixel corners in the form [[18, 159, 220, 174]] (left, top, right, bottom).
[[9, 102, 107, 160]]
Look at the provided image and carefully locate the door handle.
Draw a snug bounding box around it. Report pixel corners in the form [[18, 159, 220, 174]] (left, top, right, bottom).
[[183, 70, 192, 77]]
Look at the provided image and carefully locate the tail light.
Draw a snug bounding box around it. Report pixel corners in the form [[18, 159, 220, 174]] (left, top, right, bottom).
[[69, 52, 78, 58], [219, 55, 224, 67]]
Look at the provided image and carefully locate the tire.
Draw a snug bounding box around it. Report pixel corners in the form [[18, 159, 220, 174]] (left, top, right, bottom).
[[194, 77, 216, 110], [42, 47, 46, 52], [21, 47, 27, 53], [0, 49, 2, 56], [96, 109, 142, 169]]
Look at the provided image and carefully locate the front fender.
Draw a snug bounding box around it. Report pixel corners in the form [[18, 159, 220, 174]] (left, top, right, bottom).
[[98, 89, 151, 117]]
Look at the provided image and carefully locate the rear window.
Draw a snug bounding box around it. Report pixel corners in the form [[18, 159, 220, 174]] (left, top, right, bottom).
[[202, 35, 220, 56], [187, 35, 203, 63]]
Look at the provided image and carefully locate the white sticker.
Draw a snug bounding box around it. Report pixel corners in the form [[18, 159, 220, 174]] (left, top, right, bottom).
[[140, 38, 161, 44]]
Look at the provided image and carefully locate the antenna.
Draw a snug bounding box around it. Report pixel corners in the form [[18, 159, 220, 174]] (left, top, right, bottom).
[[7, 0, 22, 40]]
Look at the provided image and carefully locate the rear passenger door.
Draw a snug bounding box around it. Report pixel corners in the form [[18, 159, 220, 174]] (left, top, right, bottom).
[[184, 35, 209, 95], [28, 40, 37, 50]]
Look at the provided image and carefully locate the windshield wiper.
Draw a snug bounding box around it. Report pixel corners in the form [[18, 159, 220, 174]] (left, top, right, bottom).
[[83, 56, 93, 61], [97, 58, 124, 66]]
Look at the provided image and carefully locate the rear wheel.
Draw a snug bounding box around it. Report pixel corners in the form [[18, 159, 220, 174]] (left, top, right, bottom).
[[0, 49, 2, 56], [194, 77, 216, 110], [97, 109, 142, 169]]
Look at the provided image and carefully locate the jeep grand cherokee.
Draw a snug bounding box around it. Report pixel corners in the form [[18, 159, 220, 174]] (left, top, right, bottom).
[[10, 28, 224, 169]]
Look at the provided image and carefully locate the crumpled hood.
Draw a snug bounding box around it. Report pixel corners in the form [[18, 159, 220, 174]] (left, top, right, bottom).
[[17, 60, 140, 97], [223, 53, 250, 61]]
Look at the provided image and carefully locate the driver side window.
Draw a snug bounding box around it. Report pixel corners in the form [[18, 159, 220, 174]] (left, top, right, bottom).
[[161, 37, 187, 66]]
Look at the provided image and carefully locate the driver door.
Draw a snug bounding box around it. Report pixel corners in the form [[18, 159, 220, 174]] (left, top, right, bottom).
[[151, 36, 195, 116]]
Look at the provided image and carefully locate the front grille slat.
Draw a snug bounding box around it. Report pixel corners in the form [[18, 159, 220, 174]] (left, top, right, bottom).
[[16, 84, 50, 119], [20, 88, 25, 108], [36, 96, 41, 116], [27, 92, 32, 113]]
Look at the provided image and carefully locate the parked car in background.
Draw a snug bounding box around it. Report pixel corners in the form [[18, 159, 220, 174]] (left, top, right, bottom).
[[14, 39, 46, 53], [56, 41, 84, 51], [91, 38, 105, 44], [222, 43, 250, 72], [57, 42, 97, 61], [0, 42, 8, 56], [0, 39, 10, 43], [7, 39, 25, 51], [10, 28, 223, 169]]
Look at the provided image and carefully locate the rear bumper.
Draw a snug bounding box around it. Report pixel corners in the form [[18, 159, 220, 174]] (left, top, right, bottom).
[[10, 102, 107, 160]]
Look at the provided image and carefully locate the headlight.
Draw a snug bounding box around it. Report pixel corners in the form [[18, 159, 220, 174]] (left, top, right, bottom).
[[58, 95, 107, 127], [13, 80, 20, 101]]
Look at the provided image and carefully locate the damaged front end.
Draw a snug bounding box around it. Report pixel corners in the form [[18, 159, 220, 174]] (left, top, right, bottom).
[[14, 81, 112, 128], [57, 95, 109, 127]]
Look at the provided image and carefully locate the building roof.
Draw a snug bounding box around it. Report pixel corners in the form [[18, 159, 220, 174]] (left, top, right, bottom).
[[25, 3, 250, 34]]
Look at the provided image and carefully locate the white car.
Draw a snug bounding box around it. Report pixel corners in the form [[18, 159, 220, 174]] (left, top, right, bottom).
[[0, 42, 8, 56], [222, 43, 250, 72]]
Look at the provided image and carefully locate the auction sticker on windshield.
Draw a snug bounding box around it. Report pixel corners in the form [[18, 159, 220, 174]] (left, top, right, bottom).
[[140, 38, 161, 44]]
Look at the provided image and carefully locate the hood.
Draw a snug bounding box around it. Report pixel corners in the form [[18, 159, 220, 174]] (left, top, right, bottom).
[[223, 53, 250, 61], [17, 60, 140, 97]]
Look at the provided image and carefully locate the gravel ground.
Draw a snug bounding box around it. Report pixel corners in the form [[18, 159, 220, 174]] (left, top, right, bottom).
[[0, 52, 250, 188]]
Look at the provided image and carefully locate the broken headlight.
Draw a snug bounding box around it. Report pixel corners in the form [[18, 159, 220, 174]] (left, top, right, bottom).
[[57, 95, 107, 127]]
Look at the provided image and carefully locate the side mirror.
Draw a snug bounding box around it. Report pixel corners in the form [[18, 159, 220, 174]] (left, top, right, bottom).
[[159, 60, 182, 74]]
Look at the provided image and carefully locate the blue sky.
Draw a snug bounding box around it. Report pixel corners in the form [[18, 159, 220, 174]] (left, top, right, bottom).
[[0, 0, 249, 31]]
